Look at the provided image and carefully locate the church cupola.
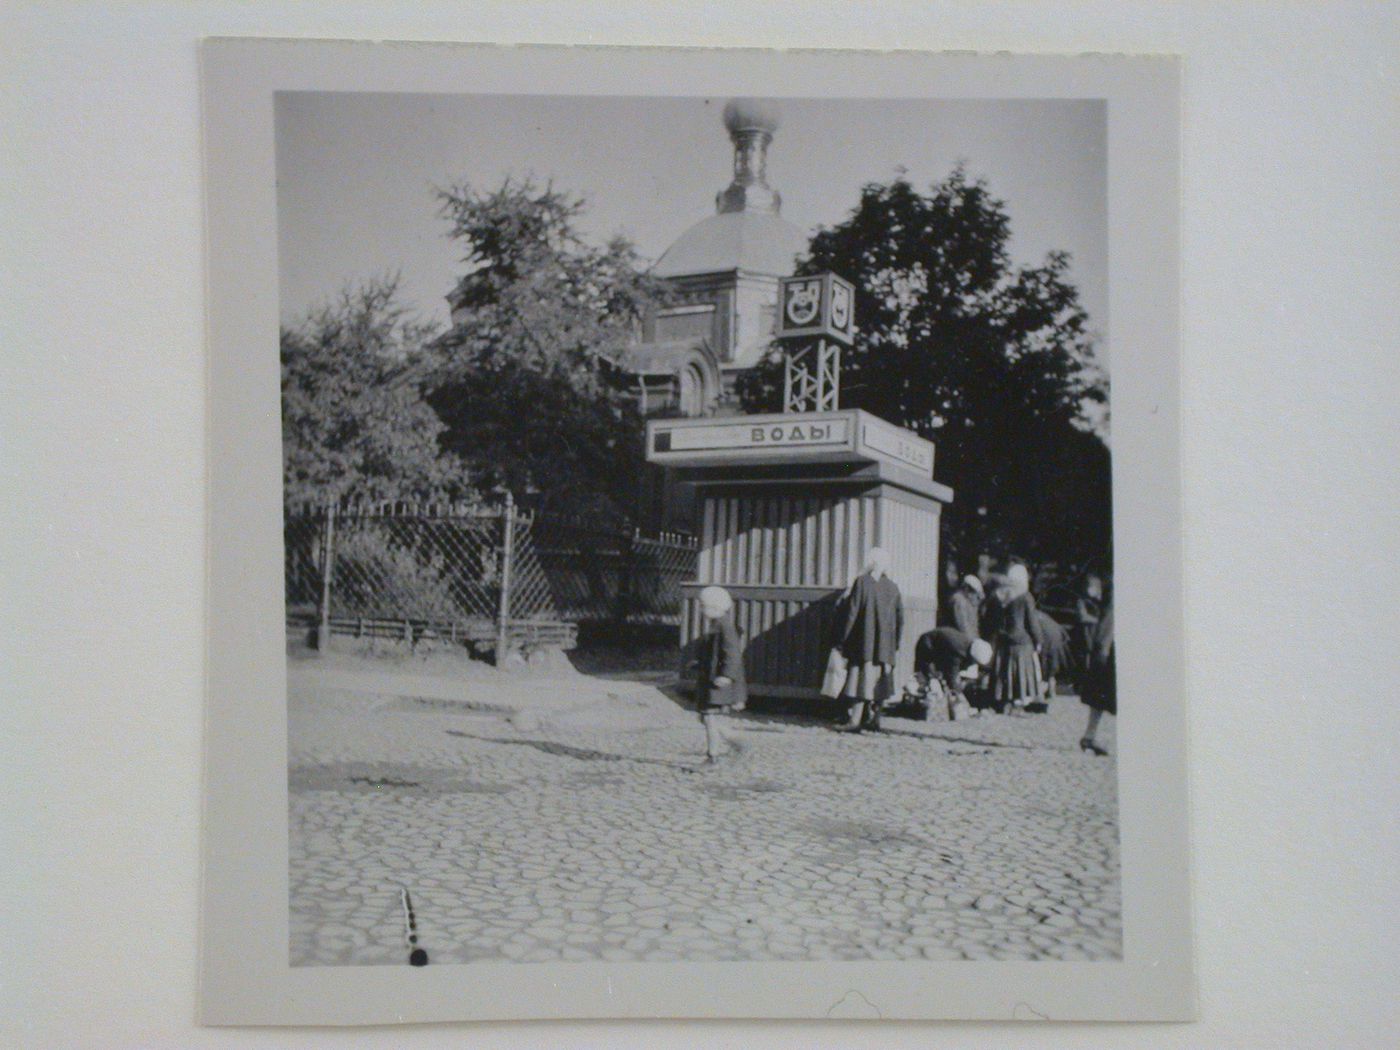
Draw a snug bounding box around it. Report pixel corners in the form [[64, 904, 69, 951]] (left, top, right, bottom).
[[716, 98, 783, 215]]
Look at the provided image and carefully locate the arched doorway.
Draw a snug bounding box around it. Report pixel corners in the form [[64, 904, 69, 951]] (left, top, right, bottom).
[[678, 361, 707, 417]]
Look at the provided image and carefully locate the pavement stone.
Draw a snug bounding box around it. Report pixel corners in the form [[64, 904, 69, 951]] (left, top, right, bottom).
[[288, 671, 1120, 965]]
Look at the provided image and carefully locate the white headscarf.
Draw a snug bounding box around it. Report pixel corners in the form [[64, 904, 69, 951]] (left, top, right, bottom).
[[1006, 563, 1030, 597], [863, 547, 891, 578], [698, 585, 733, 617]]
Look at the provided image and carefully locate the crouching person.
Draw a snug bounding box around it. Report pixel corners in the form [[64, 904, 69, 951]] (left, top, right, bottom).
[[914, 627, 994, 719], [695, 585, 747, 765]]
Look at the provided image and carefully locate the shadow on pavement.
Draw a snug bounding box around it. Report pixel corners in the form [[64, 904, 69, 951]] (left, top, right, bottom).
[[875, 724, 1049, 751], [444, 729, 698, 771]]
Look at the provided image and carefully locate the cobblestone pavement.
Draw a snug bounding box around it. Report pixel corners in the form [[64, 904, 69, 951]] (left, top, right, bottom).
[[289, 675, 1120, 966]]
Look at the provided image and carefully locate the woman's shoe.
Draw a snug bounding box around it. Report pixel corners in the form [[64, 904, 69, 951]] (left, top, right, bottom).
[[1079, 738, 1108, 756]]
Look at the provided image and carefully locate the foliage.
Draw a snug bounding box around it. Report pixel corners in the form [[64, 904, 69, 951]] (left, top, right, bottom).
[[330, 526, 466, 623], [737, 167, 1111, 568], [428, 177, 668, 521], [281, 277, 465, 506]]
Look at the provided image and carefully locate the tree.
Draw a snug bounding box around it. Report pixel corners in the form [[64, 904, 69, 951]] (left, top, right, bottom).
[[738, 167, 1111, 570], [428, 177, 666, 521], [281, 276, 462, 506]]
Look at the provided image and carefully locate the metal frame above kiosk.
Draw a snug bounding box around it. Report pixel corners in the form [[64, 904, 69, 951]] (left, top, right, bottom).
[[647, 409, 953, 702]]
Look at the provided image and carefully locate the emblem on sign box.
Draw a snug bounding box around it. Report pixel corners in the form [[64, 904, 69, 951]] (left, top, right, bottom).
[[830, 281, 851, 330], [775, 273, 856, 343], [784, 279, 821, 326]]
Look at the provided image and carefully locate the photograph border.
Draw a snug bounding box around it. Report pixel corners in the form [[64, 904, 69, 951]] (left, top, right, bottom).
[[201, 38, 1190, 1025]]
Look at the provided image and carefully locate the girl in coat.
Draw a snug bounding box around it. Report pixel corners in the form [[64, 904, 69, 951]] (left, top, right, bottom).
[[990, 563, 1044, 713], [694, 585, 747, 765], [837, 548, 903, 731], [1079, 602, 1115, 755]]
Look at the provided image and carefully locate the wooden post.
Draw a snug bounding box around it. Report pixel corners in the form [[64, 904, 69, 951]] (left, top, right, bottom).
[[614, 528, 637, 627], [315, 502, 336, 654], [494, 491, 515, 666]]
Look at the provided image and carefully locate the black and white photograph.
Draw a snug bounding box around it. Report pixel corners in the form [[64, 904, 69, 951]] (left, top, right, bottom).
[[278, 88, 1120, 968], [199, 40, 1191, 1024]]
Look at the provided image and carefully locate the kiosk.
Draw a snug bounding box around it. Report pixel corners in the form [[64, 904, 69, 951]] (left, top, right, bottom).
[[647, 408, 953, 701]]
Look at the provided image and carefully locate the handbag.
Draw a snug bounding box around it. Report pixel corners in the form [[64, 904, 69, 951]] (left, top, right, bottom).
[[820, 647, 848, 699], [875, 665, 896, 703]]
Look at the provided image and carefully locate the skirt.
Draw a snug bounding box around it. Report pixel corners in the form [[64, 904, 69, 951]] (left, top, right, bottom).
[[842, 661, 893, 702], [1080, 659, 1117, 714], [992, 641, 1042, 704]]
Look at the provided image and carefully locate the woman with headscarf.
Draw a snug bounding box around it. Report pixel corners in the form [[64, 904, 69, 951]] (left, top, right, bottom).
[[837, 547, 903, 732], [913, 628, 994, 718], [1079, 602, 1115, 755], [990, 563, 1044, 713]]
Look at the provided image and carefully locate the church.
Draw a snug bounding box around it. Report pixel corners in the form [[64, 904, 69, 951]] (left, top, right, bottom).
[[621, 99, 809, 526], [621, 98, 808, 420]]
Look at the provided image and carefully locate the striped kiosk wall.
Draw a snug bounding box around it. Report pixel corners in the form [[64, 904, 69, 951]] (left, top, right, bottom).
[[681, 482, 944, 700]]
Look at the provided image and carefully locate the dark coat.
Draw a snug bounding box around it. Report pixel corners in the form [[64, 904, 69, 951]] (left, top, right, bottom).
[[697, 612, 747, 710], [840, 572, 904, 666], [915, 627, 975, 685], [994, 592, 1044, 650], [1081, 604, 1116, 713]]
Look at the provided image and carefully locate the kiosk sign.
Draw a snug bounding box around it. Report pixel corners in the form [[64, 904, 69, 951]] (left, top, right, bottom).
[[859, 417, 935, 474], [654, 417, 850, 455], [647, 409, 934, 477]]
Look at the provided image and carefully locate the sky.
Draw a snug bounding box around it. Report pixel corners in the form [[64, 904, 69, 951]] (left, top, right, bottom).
[[276, 92, 1107, 361]]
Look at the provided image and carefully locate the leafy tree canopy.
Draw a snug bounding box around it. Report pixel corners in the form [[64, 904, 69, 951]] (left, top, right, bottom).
[[281, 276, 464, 506], [738, 166, 1111, 568], [428, 177, 667, 521]]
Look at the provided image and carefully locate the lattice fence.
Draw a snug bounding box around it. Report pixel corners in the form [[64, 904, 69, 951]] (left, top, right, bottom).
[[529, 518, 698, 627], [284, 500, 697, 660]]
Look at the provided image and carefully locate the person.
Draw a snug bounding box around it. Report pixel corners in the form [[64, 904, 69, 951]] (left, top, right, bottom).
[[1032, 607, 1071, 707], [1074, 575, 1103, 675], [949, 574, 984, 639], [914, 627, 993, 717], [990, 563, 1044, 713], [837, 547, 903, 732], [1079, 601, 1115, 755], [693, 585, 747, 765], [940, 561, 962, 625]]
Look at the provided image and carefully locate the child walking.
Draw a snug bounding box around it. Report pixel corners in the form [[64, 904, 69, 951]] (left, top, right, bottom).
[[694, 585, 747, 765]]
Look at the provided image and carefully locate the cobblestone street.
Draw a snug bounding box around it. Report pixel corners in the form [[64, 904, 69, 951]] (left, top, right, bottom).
[[289, 662, 1120, 966]]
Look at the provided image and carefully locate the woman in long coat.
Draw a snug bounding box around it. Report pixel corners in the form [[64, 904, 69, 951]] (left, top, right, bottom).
[[990, 563, 1044, 712], [837, 548, 903, 731], [1079, 602, 1115, 755]]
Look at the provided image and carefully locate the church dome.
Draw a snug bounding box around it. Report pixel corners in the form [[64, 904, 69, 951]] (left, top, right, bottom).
[[653, 210, 807, 278], [652, 98, 807, 279]]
